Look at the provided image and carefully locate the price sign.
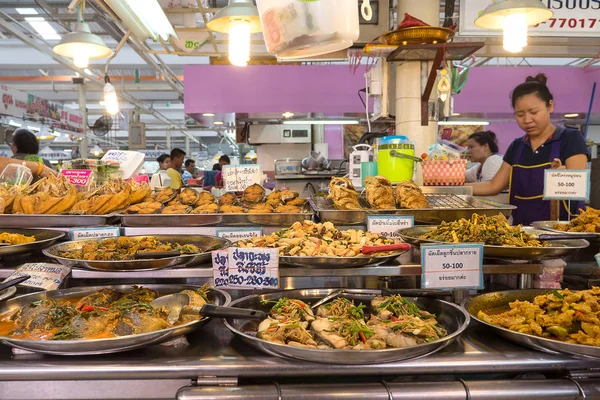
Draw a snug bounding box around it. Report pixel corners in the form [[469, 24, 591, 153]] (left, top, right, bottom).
[[223, 165, 263, 192], [70, 227, 120, 241], [367, 216, 414, 238], [212, 248, 279, 289], [4, 263, 71, 291], [421, 244, 483, 290], [216, 228, 263, 242], [543, 169, 590, 201], [59, 169, 92, 187]]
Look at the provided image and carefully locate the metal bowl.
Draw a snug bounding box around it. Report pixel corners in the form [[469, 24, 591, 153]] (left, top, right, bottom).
[[224, 288, 469, 364], [0, 228, 65, 257], [0, 284, 230, 355], [379, 26, 455, 45], [531, 221, 600, 237], [280, 253, 405, 269], [43, 235, 231, 272], [463, 289, 600, 359]]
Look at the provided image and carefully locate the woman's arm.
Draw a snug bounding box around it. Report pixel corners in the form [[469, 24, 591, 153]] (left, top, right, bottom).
[[464, 164, 479, 183], [0, 157, 55, 178], [564, 154, 588, 169], [466, 161, 511, 196]]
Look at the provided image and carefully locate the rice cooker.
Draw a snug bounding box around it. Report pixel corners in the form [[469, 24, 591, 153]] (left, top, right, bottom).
[[349, 144, 373, 187], [377, 136, 415, 183]]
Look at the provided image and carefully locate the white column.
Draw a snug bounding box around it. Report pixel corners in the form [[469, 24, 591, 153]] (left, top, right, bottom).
[[395, 0, 440, 184], [166, 130, 172, 150], [185, 136, 191, 156], [77, 83, 88, 158]]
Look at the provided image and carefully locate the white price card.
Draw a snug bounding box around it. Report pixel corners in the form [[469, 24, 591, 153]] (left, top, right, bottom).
[[367, 216, 414, 238], [421, 244, 484, 290], [4, 263, 71, 291], [70, 227, 120, 241], [543, 169, 590, 201], [216, 228, 263, 242], [223, 165, 263, 192], [212, 248, 279, 289]]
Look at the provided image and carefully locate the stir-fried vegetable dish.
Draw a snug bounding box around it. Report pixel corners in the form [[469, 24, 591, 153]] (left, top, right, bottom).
[[554, 207, 600, 233], [420, 213, 543, 247], [478, 287, 600, 347], [0, 285, 210, 341], [0, 232, 35, 245], [56, 237, 201, 261], [236, 220, 398, 257], [256, 295, 447, 350]]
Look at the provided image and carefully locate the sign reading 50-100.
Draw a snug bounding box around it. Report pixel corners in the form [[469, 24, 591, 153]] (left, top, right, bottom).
[[460, 0, 600, 37]]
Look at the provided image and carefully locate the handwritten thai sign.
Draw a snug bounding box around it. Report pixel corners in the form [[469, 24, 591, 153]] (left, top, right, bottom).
[[222, 165, 263, 192]]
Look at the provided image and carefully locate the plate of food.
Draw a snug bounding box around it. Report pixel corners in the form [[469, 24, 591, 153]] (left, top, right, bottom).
[[0, 284, 230, 355], [0, 228, 65, 257], [223, 288, 469, 364], [43, 235, 231, 271], [532, 207, 600, 237], [235, 220, 411, 268], [464, 287, 600, 359], [398, 214, 590, 260]]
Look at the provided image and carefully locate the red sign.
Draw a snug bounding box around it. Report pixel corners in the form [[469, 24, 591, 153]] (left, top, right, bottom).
[[60, 169, 92, 187], [131, 175, 149, 184]]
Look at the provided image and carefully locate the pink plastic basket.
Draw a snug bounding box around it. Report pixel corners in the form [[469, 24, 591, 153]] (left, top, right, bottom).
[[422, 159, 467, 186]]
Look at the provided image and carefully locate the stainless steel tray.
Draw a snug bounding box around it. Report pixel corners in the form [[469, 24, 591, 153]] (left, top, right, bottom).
[[43, 235, 231, 272], [280, 253, 406, 269], [224, 288, 469, 364], [0, 214, 117, 228], [463, 289, 600, 359], [531, 220, 600, 237], [398, 226, 589, 260], [0, 284, 230, 355], [0, 228, 65, 257], [310, 194, 516, 225], [119, 212, 314, 227]]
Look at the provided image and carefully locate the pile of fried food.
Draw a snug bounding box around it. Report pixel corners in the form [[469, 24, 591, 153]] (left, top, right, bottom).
[[125, 184, 308, 215], [256, 295, 447, 350], [478, 287, 600, 347], [0, 285, 210, 341], [0, 175, 152, 215], [54, 236, 201, 261], [0, 232, 35, 245], [236, 220, 399, 257], [327, 177, 429, 210], [420, 213, 543, 247], [554, 207, 600, 233]]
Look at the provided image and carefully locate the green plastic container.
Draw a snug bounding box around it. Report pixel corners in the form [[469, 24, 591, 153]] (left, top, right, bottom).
[[377, 136, 415, 183]]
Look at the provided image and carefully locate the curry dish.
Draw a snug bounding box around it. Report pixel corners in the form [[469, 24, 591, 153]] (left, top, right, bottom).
[[0, 286, 210, 341], [0, 232, 35, 245], [56, 237, 201, 261], [554, 207, 600, 233], [257, 295, 447, 350], [478, 287, 600, 347], [420, 213, 543, 247]]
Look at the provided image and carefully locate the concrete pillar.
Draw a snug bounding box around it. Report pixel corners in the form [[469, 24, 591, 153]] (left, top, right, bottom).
[[166, 130, 172, 150], [185, 136, 191, 156], [395, 0, 440, 184], [77, 83, 88, 158]]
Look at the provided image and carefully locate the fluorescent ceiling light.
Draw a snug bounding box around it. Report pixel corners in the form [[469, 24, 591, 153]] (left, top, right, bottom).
[[8, 119, 22, 128], [16, 8, 38, 15], [438, 120, 490, 126], [202, 113, 215, 117], [25, 17, 60, 41], [27, 125, 41, 132], [213, 121, 224, 125], [103, 0, 177, 42], [564, 113, 580, 118], [452, 112, 461, 116], [283, 119, 359, 125], [282, 112, 295, 119]]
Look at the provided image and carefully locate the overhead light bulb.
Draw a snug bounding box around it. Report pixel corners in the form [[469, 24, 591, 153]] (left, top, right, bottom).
[[228, 19, 251, 67], [103, 77, 119, 116], [73, 52, 89, 68], [503, 13, 528, 53], [203, 113, 215, 117], [53, 23, 113, 64], [282, 112, 295, 119]]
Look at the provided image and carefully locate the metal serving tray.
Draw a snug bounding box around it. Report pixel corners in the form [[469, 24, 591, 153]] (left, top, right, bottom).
[[0, 228, 65, 257], [280, 253, 406, 269], [0, 214, 117, 228], [531, 220, 600, 238], [310, 194, 516, 225], [119, 212, 314, 227], [398, 226, 589, 260], [463, 289, 600, 359], [43, 235, 231, 272], [224, 288, 469, 364], [0, 284, 230, 355]]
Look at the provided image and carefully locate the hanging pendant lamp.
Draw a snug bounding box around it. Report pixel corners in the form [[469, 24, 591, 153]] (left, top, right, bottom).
[[53, 22, 113, 68], [474, 0, 553, 53]]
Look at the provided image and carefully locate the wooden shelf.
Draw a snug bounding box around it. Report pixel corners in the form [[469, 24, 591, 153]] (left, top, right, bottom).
[[385, 42, 485, 126]]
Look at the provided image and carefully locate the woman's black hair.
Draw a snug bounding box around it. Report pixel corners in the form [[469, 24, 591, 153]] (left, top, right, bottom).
[[212, 163, 222, 171], [12, 129, 39, 155], [468, 130, 499, 154], [157, 154, 170, 163], [510, 73, 554, 108]]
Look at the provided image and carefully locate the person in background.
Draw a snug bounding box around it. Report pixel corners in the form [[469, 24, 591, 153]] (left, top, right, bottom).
[[212, 163, 222, 171], [150, 153, 172, 189], [157, 153, 171, 171], [465, 131, 503, 183], [0, 156, 55, 179], [167, 148, 186, 190], [182, 159, 196, 185], [11, 129, 54, 170], [215, 155, 231, 187], [469, 73, 588, 225]]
